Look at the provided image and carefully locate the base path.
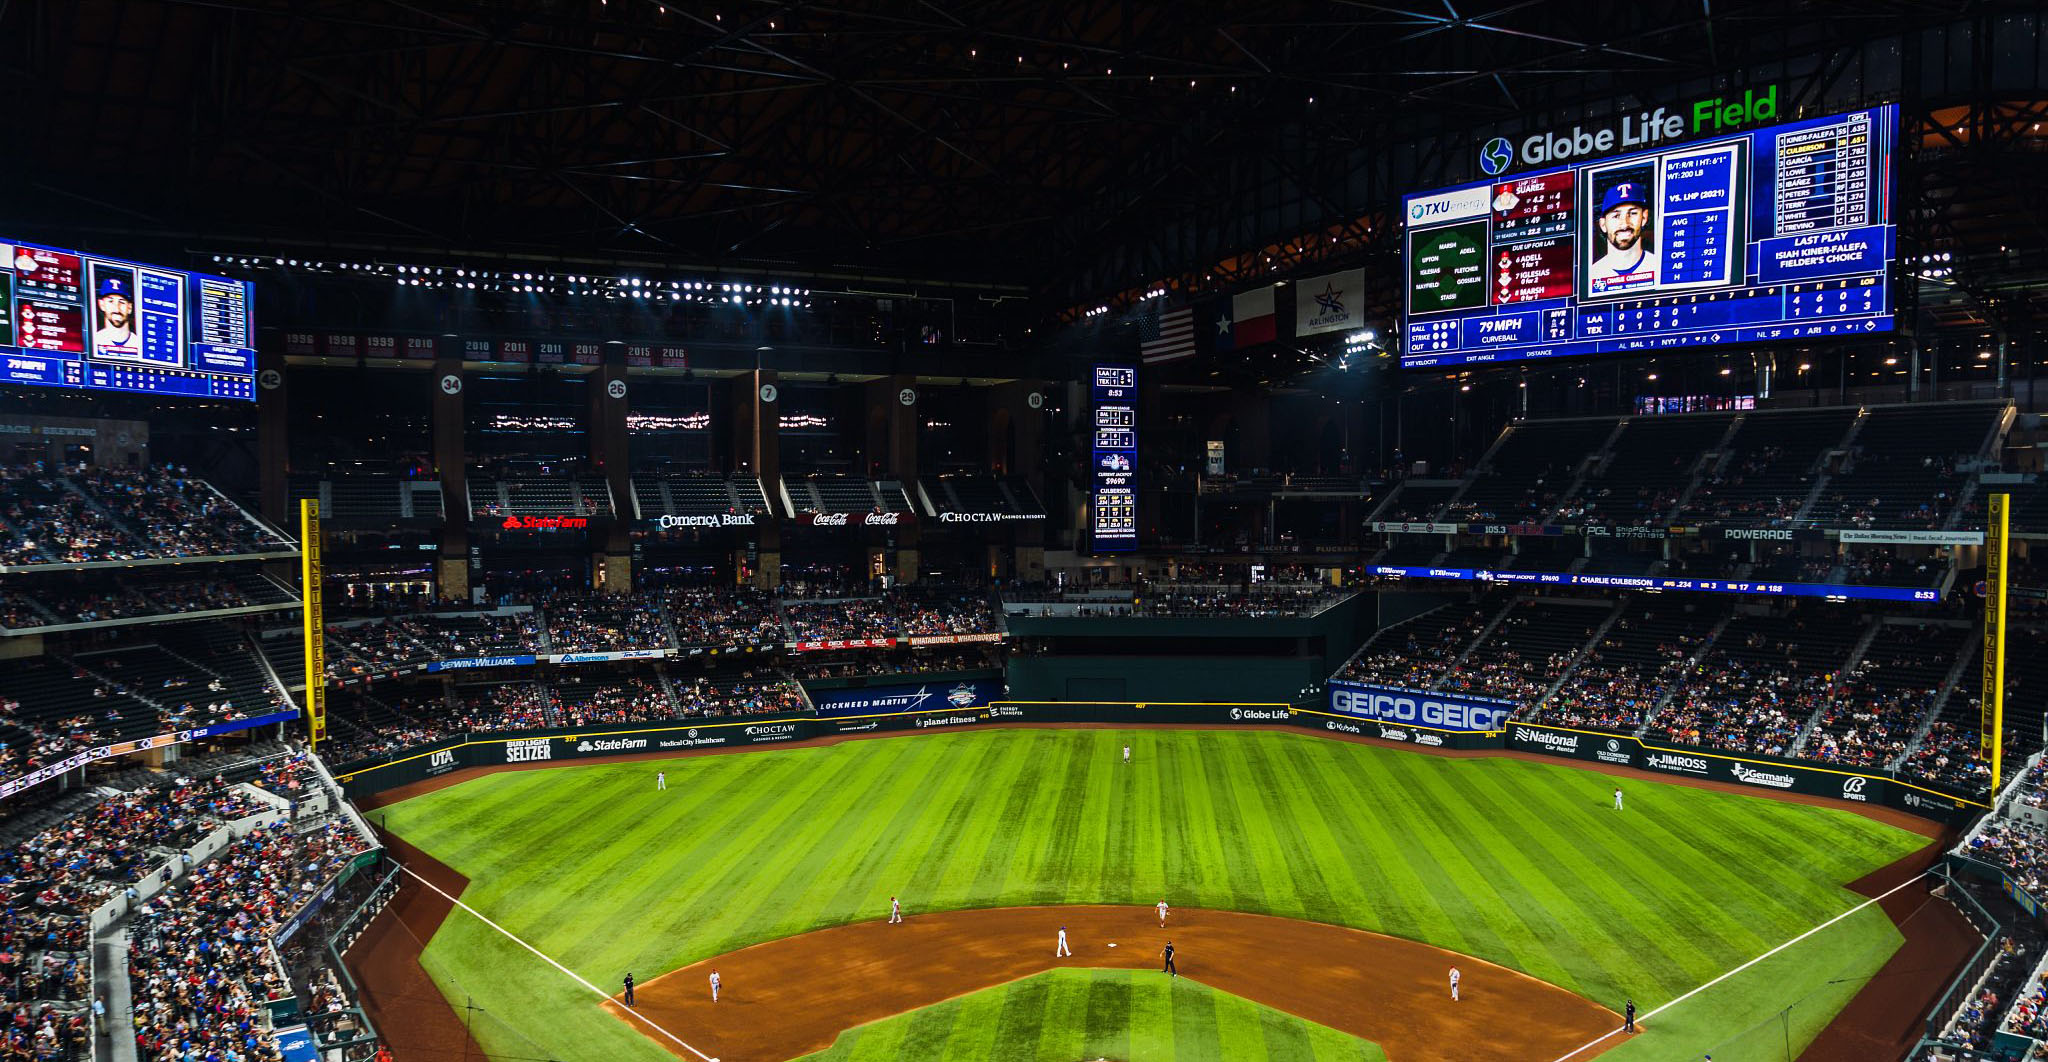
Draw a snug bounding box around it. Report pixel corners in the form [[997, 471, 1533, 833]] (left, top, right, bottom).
[[606, 905, 1619, 1062]]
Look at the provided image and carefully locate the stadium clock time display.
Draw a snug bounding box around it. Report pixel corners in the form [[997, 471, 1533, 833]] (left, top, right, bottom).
[[1, 238, 257, 401], [1401, 104, 1897, 369]]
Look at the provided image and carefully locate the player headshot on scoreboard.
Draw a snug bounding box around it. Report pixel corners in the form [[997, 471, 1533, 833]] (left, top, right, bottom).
[[1587, 167, 1659, 297], [91, 267, 142, 357]]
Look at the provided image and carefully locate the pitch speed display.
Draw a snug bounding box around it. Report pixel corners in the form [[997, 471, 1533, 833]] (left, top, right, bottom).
[[1, 239, 257, 401], [1401, 102, 1897, 369]]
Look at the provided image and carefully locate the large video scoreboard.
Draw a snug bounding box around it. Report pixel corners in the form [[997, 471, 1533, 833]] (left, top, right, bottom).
[[1401, 103, 1897, 369], [1, 239, 257, 401]]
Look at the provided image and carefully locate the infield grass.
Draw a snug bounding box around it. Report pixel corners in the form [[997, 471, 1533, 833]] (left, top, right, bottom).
[[792, 969, 1388, 1062], [380, 727, 1926, 1062]]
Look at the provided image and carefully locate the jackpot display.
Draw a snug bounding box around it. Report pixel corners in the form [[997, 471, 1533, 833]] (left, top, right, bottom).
[[1091, 364, 1137, 551], [1, 240, 256, 400], [1402, 102, 1897, 369]]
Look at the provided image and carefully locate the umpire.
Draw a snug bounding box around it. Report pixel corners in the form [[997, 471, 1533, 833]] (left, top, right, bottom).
[[1162, 941, 1177, 978], [623, 972, 635, 1007]]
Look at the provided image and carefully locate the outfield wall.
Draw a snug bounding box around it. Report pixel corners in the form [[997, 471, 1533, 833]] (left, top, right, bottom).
[[330, 703, 1985, 827]]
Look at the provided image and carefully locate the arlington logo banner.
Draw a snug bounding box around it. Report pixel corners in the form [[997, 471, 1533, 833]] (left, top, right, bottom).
[[1294, 268, 1366, 338]]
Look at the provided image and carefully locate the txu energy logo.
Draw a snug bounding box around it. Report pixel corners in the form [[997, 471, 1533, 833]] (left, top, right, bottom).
[[1479, 137, 1513, 176]]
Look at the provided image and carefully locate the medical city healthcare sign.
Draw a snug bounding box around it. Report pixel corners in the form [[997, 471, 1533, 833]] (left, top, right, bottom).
[[1326, 681, 1515, 732]]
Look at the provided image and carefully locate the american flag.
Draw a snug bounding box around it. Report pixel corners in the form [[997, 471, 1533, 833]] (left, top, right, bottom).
[[1138, 304, 1196, 364]]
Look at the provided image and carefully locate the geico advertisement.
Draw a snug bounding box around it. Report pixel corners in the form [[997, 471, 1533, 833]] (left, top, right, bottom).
[[1326, 682, 1514, 732]]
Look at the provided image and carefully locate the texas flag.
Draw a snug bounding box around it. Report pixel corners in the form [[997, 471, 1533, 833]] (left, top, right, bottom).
[[1206, 299, 1235, 354], [1232, 285, 1277, 347]]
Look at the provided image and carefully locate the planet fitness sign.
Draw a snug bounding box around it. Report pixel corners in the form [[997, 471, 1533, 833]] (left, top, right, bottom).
[[1326, 681, 1515, 732]]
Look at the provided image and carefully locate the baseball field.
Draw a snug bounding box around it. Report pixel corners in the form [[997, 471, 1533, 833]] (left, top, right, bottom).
[[371, 727, 1930, 1061]]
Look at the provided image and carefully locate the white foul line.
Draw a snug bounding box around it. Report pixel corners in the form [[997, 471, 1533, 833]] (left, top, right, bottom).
[[1546, 868, 1936, 1062], [395, 862, 721, 1062]]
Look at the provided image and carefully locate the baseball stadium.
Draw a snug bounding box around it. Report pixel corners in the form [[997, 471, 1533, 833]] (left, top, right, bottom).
[[2, 3, 2047, 1061]]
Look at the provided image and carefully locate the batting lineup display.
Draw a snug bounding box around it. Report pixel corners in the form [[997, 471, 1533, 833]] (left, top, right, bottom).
[[1091, 364, 1138, 551], [1401, 103, 1897, 369], [0, 238, 257, 400]]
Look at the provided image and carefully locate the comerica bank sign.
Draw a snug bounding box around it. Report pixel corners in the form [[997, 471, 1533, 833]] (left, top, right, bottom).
[[1479, 86, 1780, 175]]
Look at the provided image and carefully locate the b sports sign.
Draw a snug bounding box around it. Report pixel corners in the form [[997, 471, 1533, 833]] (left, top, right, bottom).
[[1326, 682, 1514, 732]]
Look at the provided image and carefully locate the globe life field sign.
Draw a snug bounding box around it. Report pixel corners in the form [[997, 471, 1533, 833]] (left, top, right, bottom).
[[1404, 89, 1897, 369]]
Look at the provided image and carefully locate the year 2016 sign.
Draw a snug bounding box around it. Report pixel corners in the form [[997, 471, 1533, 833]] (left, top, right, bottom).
[[1402, 97, 1896, 369], [1091, 364, 1137, 551]]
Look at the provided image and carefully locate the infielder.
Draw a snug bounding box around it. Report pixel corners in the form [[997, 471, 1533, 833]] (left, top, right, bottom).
[[1590, 182, 1658, 294], [1056, 926, 1071, 957], [92, 275, 141, 355], [890, 896, 902, 924], [1613, 787, 1623, 811], [710, 969, 721, 1002], [657, 770, 666, 791], [1156, 899, 1169, 927], [1449, 966, 1460, 1002]]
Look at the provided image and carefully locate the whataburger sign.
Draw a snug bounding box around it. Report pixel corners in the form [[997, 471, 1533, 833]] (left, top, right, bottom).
[[1477, 85, 1780, 175]]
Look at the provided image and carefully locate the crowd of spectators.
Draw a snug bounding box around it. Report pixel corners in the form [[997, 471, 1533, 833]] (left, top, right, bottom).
[[539, 592, 668, 653], [0, 463, 291, 567], [1, 577, 269, 629], [889, 592, 999, 636], [666, 588, 780, 645], [457, 684, 557, 731], [1650, 666, 1819, 758], [551, 677, 672, 726], [1137, 585, 1347, 618], [799, 645, 1002, 680], [127, 818, 370, 1062], [1526, 609, 1707, 732], [1686, 446, 1808, 526], [1336, 600, 1496, 690], [784, 598, 897, 641], [673, 674, 805, 717]]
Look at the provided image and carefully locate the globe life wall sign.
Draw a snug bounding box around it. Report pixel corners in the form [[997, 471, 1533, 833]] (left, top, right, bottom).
[[1478, 85, 1781, 176]]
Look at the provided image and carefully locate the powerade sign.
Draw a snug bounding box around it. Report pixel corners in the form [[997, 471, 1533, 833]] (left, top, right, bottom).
[[1326, 682, 1514, 732], [810, 680, 1002, 717]]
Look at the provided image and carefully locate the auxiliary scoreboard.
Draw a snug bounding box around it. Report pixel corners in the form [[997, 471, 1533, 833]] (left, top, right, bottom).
[[1401, 104, 1897, 369], [1, 238, 257, 401]]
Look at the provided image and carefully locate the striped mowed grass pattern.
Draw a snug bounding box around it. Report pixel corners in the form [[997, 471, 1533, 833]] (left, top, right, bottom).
[[382, 728, 1924, 1062], [792, 969, 1388, 1062]]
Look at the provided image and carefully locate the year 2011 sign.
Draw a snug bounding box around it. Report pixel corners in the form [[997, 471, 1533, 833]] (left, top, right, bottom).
[[1401, 101, 1896, 369]]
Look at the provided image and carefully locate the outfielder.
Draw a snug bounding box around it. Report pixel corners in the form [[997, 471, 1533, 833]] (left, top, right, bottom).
[[1449, 966, 1460, 1002], [657, 770, 666, 791], [1056, 926, 1071, 957], [1614, 787, 1623, 811], [890, 896, 902, 924], [1123, 743, 1131, 765]]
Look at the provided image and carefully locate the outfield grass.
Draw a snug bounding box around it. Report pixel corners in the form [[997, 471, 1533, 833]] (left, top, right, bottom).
[[380, 728, 1926, 1062], [792, 969, 1388, 1062]]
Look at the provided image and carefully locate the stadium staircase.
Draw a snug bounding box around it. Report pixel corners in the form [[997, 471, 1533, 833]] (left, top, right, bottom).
[[1441, 596, 1519, 678], [1636, 613, 1733, 737], [1327, 603, 1450, 680], [1788, 617, 1883, 758], [1536, 597, 1630, 708], [1668, 414, 1749, 519], [100, 927, 139, 1062], [1896, 629, 1984, 768], [1790, 413, 1867, 525]]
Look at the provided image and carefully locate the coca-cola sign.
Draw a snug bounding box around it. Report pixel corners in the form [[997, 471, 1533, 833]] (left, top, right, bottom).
[[797, 512, 912, 527]]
